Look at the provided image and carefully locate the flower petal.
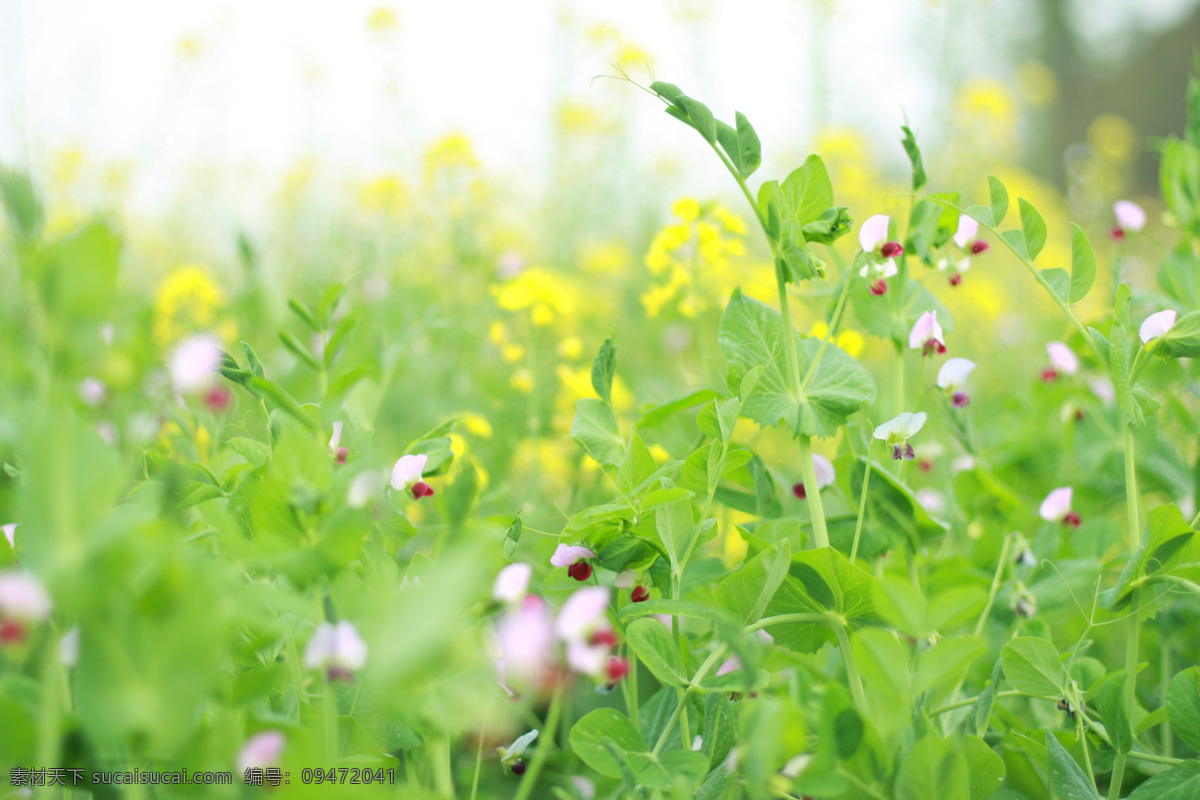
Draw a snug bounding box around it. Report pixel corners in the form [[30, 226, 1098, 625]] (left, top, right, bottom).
[[811, 454, 836, 489], [555, 586, 609, 642], [169, 336, 223, 394], [549, 543, 596, 568], [390, 454, 428, 490], [908, 311, 943, 350], [1113, 200, 1146, 233], [858, 214, 890, 251], [953, 214, 979, 249], [1139, 309, 1177, 344], [1046, 342, 1079, 375], [493, 563, 532, 604], [873, 412, 927, 443], [937, 358, 976, 390], [1038, 487, 1073, 522]]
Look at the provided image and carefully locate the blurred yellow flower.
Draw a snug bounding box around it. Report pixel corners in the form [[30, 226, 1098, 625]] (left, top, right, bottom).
[[672, 197, 700, 223], [649, 443, 670, 464], [492, 267, 577, 327], [808, 321, 865, 359], [641, 199, 748, 318], [358, 174, 409, 215], [554, 364, 633, 431], [557, 336, 584, 360], [458, 413, 493, 439], [502, 344, 526, 363], [153, 266, 226, 347], [424, 133, 479, 185], [510, 368, 535, 394], [366, 7, 400, 35], [579, 241, 630, 275]]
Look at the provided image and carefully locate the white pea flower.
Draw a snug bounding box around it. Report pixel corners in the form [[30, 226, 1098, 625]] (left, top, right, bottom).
[[238, 731, 285, 775], [1113, 200, 1146, 235], [493, 563, 532, 605], [391, 454, 434, 499], [1039, 487, 1081, 527], [1140, 310, 1177, 344], [1046, 342, 1079, 376], [908, 311, 946, 356], [304, 620, 368, 678], [169, 336, 223, 393], [937, 358, 975, 407], [873, 412, 927, 461]]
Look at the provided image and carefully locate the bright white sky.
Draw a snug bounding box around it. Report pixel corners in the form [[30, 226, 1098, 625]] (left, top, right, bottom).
[[0, 0, 1194, 209]]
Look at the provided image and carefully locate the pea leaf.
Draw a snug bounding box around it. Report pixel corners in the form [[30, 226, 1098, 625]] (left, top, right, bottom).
[[895, 736, 970, 800], [591, 336, 617, 406], [1109, 283, 1142, 427], [1160, 310, 1200, 358], [1045, 732, 1099, 800], [1019, 199, 1047, 260], [1095, 675, 1132, 754], [571, 398, 624, 466], [781, 155, 835, 228], [718, 289, 875, 437], [1127, 761, 1200, 799], [626, 617, 688, 688], [962, 735, 1006, 800], [715, 538, 791, 625], [1000, 637, 1068, 697], [1166, 666, 1200, 752], [1069, 223, 1097, 303], [987, 175, 1009, 226], [900, 125, 926, 191]]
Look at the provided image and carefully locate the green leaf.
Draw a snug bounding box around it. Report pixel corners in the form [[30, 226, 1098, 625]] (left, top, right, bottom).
[[0, 166, 44, 241], [656, 497, 695, 573], [1109, 284, 1142, 426], [716, 112, 762, 178], [246, 376, 319, 432], [637, 389, 723, 429], [1001, 229, 1028, 259], [987, 176, 1009, 227], [1127, 759, 1200, 799], [914, 637, 987, 695], [502, 515, 522, 560], [1069, 224, 1097, 303], [781, 155, 835, 228], [1045, 732, 1100, 800], [961, 735, 1006, 800], [719, 289, 875, 437], [1040, 268, 1070, 302], [560, 503, 634, 544], [279, 331, 320, 371], [1160, 310, 1200, 358], [1018, 199, 1048, 260], [626, 618, 688, 688], [963, 204, 994, 229], [617, 434, 658, 498], [241, 342, 266, 378], [801, 206, 853, 245], [287, 298, 321, 332], [895, 736, 970, 800], [569, 708, 652, 779], [591, 336, 617, 406], [900, 125, 926, 191], [570, 398, 624, 466], [1166, 667, 1200, 752], [1095, 675, 1132, 754], [715, 539, 791, 625], [38, 221, 120, 321], [1101, 504, 1197, 611], [1000, 637, 1068, 697]]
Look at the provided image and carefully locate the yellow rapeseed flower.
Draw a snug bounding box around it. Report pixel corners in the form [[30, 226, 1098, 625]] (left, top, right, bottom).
[[510, 368, 535, 394], [492, 267, 577, 327], [358, 174, 409, 215], [153, 265, 226, 347], [461, 413, 494, 438], [557, 336, 584, 360], [366, 7, 400, 35]]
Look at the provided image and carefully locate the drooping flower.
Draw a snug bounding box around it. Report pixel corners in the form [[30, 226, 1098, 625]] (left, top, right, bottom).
[[391, 454, 434, 499], [169, 335, 223, 394], [858, 215, 903, 295], [329, 421, 348, 465], [792, 454, 835, 500], [1112, 200, 1146, 239], [859, 258, 899, 296], [1046, 342, 1079, 377], [238, 731, 285, 775], [304, 620, 368, 680], [550, 543, 596, 581], [495, 596, 555, 685], [1139, 310, 1177, 344], [873, 412, 927, 461], [493, 563, 532, 605], [555, 587, 610, 643], [953, 214, 979, 249], [908, 311, 946, 356], [1039, 487, 1080, 527], [614, 570, 637, 590], [971, 240, 989, 254], [936, 255, 970, 287], [0, 571, 53, 645], [205, 386, 232, 413], [858, 215, 891, 252], [605, 655, 630, 686], [937, 358, 975, 407], [497, 730, 538, 771]]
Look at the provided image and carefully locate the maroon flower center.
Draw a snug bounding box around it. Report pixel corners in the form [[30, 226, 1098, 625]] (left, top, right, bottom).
[[631, 586, 650, 603], [792, 482, 807, 500], [952, 391, 970, 408], [336, 447, 348, 465], [1110, 226, 1126, 241], [949, 273, 962, 287], [567, 561, 593, 582], [919, 460, 933, 473], [970, 240, 989, 254], [591, 629, 618, 647], [0, 620, 25, 645], [922, 338, 946, 357], [880, 241, 903, 258], [411, 481, 435, 499], [892, 443, 915, 461], [1063, 511, 1082, 528], [205, 386, 232, 413], [1040, 368, 1059, 383], [606, 656, 630, 684], [869, 279, 888, 296], [510, 760, 527, 776]]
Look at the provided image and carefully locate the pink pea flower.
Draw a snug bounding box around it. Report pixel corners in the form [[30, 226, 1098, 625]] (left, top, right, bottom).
[[1140, 310, 1176, 344], [953, 215, 979, 250], [304, 620, 368, 680], [169, 336, 223, 394], [550, 543, 596, 582], [937, 358, 975, 407], [238, 731, 285, 775], [493, 563, 532, 605], [909, 311, 946, 356], [1112, 200, 1146, 240], [495, 596, 555, 687], [1039, 487, 1081, 528], [391, 454, 434, 499], [1046, 342, 1079, 376], [0, 571, 52, 645]]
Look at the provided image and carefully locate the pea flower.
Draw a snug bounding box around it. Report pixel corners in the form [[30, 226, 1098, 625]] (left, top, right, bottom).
[[1039, 487, 1081, 528], [329, 422, 348, 465], [556, 587, 621, 680], [205, 386, 232, 413], [391, 454, 434, 499], [1139, 310, 1177, 344], [495, 596, 555, 686], [614, 569, 649, 602], [859, 258, 899, 296], [909, 311, 946, 356], [497, 729, 538, 774], [1043, 342, 1079, 383], [169, 335, 223, 394], [937, 358, 975, 407], [493, 563, 532, 605], [874, 412, 927, 461], [238, 731, 285, 775], [79, 377, 106, 407], [550, 543, 596, 581], [2, 523, 16, 550], [0, 571, 52, 645], [936, 255, 970, 287], [304, 620, 368, 680], [792, 454, 835, 500], [858, 214, 903, 295], [953, 215, 978, 249], [1111, 200, 1146, 240]]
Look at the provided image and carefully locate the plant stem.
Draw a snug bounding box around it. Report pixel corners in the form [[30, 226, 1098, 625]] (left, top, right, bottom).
[[893, 343, 906, 418], [1076, 712, 1096, 788], [469, 728, 484, 800], [652, 646, 728, 755], [929, 689, 1029, 715], [627, 649, 640, 729], [975, 534, 1013, 638], [513, 685, 564, 800], [797, 435, 830, 549], [1110, 420, 1144, 800], [850, 444, 875, 564], [323, 674, 339, 762], [287, 635, 310, 706], [833, 620, 867, 711]]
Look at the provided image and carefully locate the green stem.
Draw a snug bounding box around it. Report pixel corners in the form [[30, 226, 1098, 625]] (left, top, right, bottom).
[[1076, 712, 1096, 789], [797, 435, 830, 549], [1110, 419, 1143, 800], [893, 343, 906, 418], [929, 690, 1029, 715], [469, 728, 484, 800], [850, 442, 875, 564], [627, 649, 640, 729], [323, 674, 339, 762], [975, 534, 1014, 638], [833, 621, 866, 711], [287, 635, 311, 706], [513, 686, 564, 800], [652, 646, 728, 755]]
